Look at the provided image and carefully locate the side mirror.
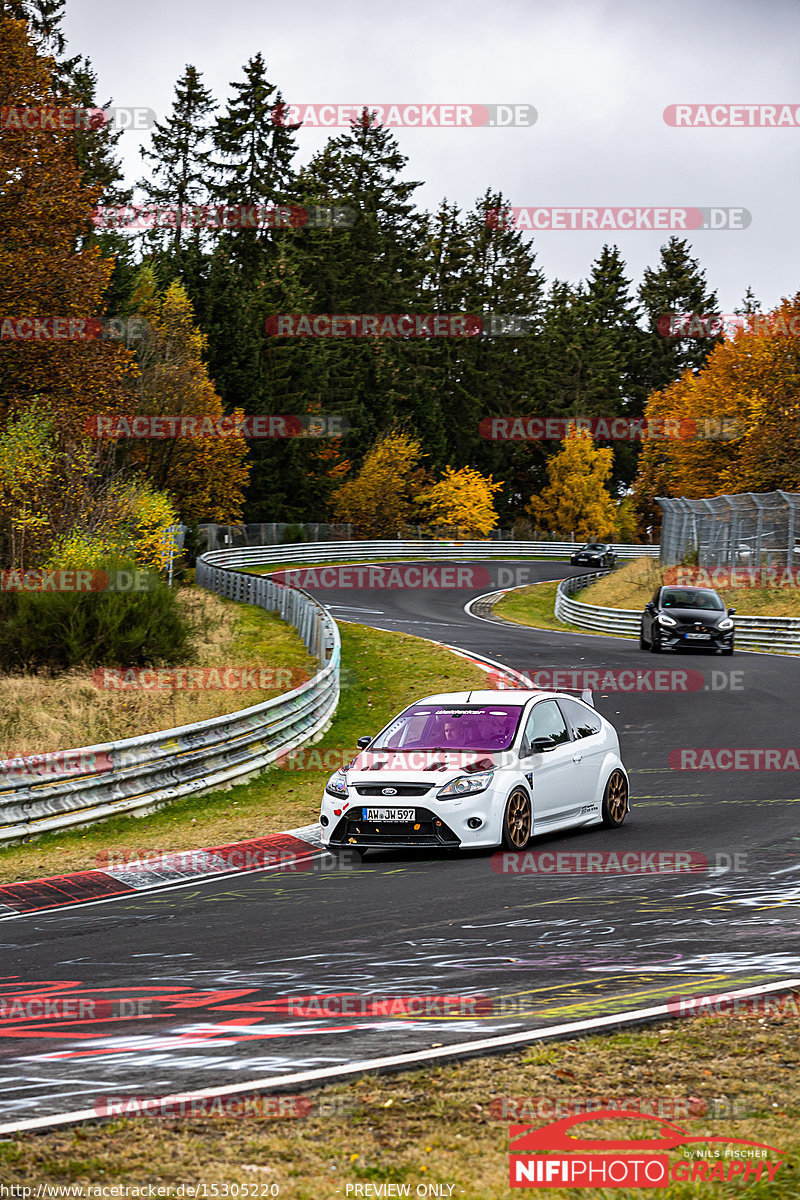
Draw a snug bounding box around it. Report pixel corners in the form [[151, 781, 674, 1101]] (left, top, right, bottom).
[[530, 736, 557, 753], [356, 735, 372, 749], [728, 607, 736, 616]]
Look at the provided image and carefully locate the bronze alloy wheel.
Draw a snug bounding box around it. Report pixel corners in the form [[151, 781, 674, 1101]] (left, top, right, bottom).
[[502, 788, 532, 850], [601, 769, 629, 828]]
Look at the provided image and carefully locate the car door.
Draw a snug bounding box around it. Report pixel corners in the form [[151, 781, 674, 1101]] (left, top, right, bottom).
[[518, 699, 585, 827], [558, 697, 606, 808]]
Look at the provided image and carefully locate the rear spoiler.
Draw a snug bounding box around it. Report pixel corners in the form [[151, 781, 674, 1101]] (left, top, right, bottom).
[[554, 687, 595, 707]]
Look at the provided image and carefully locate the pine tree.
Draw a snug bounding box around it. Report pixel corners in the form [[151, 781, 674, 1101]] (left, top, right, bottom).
[[139, 65, 216, 259], [212, 53, 300, 214], [637, 236, 720, 394]]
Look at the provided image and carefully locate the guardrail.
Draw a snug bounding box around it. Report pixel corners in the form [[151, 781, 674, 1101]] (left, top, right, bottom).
[[554, 573, 800, 653], [0, 566, 340, 846], [0, 539, 660, 845], [200, 539, 659, 569]]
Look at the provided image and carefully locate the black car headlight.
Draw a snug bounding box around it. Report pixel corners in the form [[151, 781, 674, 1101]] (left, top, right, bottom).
[[657, 613, 677, 627], [717, 617, 734, 631]]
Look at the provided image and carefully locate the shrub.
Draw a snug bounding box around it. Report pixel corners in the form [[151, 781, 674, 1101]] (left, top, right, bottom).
[[0, 558, 194, 673]]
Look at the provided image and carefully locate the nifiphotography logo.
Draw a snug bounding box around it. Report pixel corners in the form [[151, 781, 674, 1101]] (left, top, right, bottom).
[[508, 1110, 785, 1188]]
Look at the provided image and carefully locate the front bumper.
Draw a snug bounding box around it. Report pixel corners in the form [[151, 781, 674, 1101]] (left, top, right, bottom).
[[328, 806, 462, 849], [657, 623, 734, 651], [320, 785, 506, 850]]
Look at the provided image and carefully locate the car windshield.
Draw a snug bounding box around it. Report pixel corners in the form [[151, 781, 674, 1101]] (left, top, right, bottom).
[[662, 589, 724, 611], [583, 544, 606, 551], [371, 704, 524, 751]]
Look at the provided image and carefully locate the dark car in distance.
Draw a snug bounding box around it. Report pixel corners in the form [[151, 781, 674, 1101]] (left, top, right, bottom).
[[570, 542, 617, 568], [640, 585, 735, 655]]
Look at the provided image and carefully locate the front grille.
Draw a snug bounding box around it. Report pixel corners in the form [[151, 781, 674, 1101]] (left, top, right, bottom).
[[354, 784, 433, 797], [330, 808, 460, 848]]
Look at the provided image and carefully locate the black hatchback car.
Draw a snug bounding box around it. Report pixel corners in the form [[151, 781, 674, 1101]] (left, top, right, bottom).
[[569, 542, 617, 568], [640, 586, 735, 655]]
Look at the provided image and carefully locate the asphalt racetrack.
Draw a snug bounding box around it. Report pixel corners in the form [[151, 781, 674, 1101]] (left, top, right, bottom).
[[2, 561, 799, 1127]]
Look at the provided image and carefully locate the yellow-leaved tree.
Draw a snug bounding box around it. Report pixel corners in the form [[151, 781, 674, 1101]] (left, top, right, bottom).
[[528, 428, 618, 540], [420, 465, 502, 538], [124, 270, 249, 523], [332, 430, 428, 537]]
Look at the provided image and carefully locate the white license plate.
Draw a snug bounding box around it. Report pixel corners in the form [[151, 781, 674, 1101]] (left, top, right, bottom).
[[685, 632, 711, 640], [362, 808, 415, 822]]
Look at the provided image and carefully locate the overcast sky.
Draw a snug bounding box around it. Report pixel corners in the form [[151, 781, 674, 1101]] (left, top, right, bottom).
[[63, 0, 799, 312]]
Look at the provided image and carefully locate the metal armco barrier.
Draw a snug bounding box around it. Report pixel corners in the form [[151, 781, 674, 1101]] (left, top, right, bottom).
[[554, 573, 800, 653], [0, 564, 340, 846], [0, 540, 658, 845], [199, 539, 659, 569]]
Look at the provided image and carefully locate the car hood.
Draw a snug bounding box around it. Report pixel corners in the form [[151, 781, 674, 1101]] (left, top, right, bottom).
[[662, 606, 727, 623], [344, 749, 511, 784]]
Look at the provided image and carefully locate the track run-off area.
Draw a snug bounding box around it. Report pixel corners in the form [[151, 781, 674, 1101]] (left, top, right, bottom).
[[2, 560, 799, 1130]]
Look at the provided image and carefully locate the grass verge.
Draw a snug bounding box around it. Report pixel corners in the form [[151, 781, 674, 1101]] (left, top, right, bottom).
[[580, 558, 800, 618], [0, 588, 316, 760], [1, 1005, 797, 1195], [0, 622, 487, 883], [492, 580, 614, 638]]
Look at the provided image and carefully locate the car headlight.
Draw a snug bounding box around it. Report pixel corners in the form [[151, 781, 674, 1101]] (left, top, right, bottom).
[[657, 613, 677, 627], [718, 617, 734, 631], [324, 770, 349, 799], [438, 771, 494, 798]]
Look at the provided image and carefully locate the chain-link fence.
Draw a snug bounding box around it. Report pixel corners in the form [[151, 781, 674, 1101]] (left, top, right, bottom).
[[658, 491, 800, 567]]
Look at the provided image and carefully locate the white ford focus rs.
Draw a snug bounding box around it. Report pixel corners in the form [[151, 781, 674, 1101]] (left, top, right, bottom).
[[319, 689, 629, 855]]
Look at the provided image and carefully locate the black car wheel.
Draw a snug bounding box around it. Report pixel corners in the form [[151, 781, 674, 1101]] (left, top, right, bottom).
[[721, 644, 734, 656], [502, 788, 532, 850], [649, 628, 661, 653], [639, 624, 648, 650], [601, 769, 628, 828]]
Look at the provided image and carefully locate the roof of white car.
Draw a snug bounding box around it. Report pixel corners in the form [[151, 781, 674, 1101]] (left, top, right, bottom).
[[415, 690, 573, 705]]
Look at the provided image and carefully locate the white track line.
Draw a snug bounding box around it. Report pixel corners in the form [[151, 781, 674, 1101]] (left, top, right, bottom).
[[3, 978, 798, 1134]]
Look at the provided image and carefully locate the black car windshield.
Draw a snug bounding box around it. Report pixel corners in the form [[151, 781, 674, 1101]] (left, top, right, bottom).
[[662, 589, 725, 611], [583, 544, 606, 551], [372, 704, 524, 751]]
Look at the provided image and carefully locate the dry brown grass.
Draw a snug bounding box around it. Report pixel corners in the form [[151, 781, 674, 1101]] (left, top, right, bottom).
[[580, 558, 800, 617], [0, 588, 316, 759], [1, 1006, 797, 1196]]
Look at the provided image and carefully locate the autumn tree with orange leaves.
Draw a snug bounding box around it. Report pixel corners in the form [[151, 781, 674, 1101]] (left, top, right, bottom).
[[0, 13, 132, 433], [633, 295, 800, 531]]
